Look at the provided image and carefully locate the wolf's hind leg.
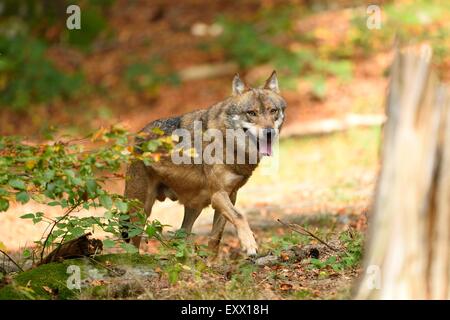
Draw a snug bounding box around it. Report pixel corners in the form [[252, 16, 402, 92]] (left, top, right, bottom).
[[180, 207, 202, 235], [208, 211, 227, 254]]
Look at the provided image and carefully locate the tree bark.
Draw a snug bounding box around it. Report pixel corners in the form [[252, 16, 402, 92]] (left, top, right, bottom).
[[355, 44, 450, 299]]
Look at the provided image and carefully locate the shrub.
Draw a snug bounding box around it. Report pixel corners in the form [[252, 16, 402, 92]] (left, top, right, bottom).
[[0, 126, 172, 259]]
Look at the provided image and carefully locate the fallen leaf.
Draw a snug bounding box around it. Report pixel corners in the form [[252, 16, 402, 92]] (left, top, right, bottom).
[[91, 279, 106, 286], [280, 283, 293, 291], [280, 252, 290, 261]]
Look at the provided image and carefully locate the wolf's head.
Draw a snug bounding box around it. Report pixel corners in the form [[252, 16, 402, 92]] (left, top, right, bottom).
[[226, 71, 286, 157]]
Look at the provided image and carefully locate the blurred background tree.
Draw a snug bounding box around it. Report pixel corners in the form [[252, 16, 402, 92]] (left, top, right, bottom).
[[0, 0, 115, 110]]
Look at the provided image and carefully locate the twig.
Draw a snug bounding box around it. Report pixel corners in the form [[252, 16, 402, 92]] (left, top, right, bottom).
[[43, 230, 70, 264], [0, 250, 24, 273], [40, 202, 80, 262], [88, 257, 123, 276], [277, 219, 339, 252]]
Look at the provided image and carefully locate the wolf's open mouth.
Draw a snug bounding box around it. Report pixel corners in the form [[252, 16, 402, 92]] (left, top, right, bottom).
[[253, 129, 273, 157], [243, 128, 274, 156], [258, 132, 273, 156]]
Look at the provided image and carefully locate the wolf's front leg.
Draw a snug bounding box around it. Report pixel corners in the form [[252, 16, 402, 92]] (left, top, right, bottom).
[[211, 191, 258, 256]]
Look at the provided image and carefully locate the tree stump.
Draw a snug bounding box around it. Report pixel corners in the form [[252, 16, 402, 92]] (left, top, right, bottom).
[[39, 233, 103, 266], [355, 44, 450, 299]]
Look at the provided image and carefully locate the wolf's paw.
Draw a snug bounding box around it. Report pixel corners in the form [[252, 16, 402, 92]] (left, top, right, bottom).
[[238, 230, 258, 256], [245, 246, 258, 257]]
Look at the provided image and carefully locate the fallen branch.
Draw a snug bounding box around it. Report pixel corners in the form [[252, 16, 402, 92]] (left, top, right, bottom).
[[277, 219, 339, 252], [178, 62, 238, 81], [40, 202, 80, 262], [280, 113, 386, 138]]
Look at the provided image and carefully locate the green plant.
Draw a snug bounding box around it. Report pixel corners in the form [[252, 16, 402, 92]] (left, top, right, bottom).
[[215, 9, 355, 96], [0, 0, 114, 110], [310, 256, 342, 272], [63, 5, 108, 50], [0, 126, 172, 259], [125, 56, 180, 96], [227, 262, 257, 292], [339, 229, 363, 268], [349, 0, 450, 64], [216, 16, 301, 74], [269, 231, 309, 255], [309, 229, 363, 273], [0, 35, 84, 110]]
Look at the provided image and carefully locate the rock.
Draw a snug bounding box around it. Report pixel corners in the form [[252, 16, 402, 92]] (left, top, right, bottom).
[[255, 255, 278, 266], [0, 261, 21, 274]]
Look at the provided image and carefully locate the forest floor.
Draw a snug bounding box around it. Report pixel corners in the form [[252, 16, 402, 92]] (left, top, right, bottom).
[[0, 220, 364, 300]]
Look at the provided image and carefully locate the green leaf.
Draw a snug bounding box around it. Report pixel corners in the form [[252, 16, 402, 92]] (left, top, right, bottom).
[[99, 195, 113, 209], [120, 242, 139, 254], [142, 140, 162, 152], [22, 248, 31, 258], [168, 264, 182, 284], [16, 191, 30, 204], [68, 226, 85, 238], [20, 213, 35, 220], [145, 225, 157, 238], [32, 216, 43, 224], [86, 179, 97, 194], [0, 198, 9, 212], [119, 214, 130, 221], [43, 169, 55, 181], [127, 228, 142, 238], [104, 211, 113, 220], [151, 127, 165, 135], [103, 239, 116, 248], [8, 179, 26, 190], [115, 200, 128, 213]]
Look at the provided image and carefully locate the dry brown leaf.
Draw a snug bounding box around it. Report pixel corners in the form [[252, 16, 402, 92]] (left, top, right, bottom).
[[279, 283, 293, 291], [280, 252, 290, 261]]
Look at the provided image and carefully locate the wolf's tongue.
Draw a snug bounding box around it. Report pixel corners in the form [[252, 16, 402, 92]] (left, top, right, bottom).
[[260, 140, 273, 156]]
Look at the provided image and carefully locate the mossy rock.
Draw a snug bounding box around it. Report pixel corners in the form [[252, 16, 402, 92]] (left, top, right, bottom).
[[0, 253, 157, 300]]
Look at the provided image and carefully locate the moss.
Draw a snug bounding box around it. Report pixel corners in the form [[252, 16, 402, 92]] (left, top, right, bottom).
[[0, 259, 84, 300], [0, 253, 156, 300], [95, 253, 157, 266]]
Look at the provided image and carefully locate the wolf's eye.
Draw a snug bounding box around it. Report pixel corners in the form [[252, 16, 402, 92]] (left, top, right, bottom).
[[247, 110, 257, 117], [270, 108, 278, 114]]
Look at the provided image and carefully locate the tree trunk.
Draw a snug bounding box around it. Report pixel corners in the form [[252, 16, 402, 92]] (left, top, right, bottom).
[[355, 44, 450, 299]]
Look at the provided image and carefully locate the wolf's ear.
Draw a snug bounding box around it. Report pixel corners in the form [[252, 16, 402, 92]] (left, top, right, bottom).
[[264, 70, 279, 93], [232, 74, 246, 95]]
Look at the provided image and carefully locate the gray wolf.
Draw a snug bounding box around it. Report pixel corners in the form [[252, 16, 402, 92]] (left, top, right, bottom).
[[122, 71, 286, 256]]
